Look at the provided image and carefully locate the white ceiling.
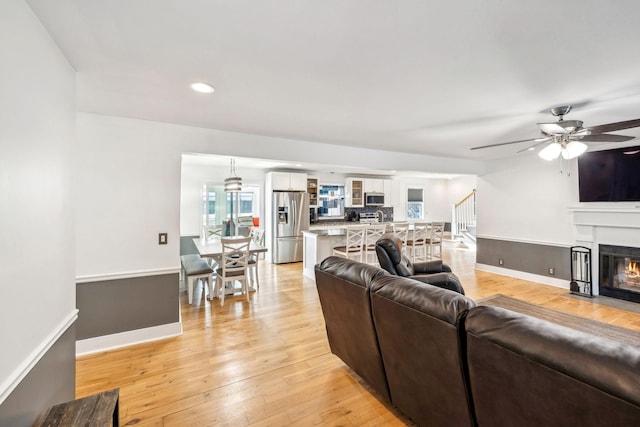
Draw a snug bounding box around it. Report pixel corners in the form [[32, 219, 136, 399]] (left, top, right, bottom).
[[27, 0, 640, 161]]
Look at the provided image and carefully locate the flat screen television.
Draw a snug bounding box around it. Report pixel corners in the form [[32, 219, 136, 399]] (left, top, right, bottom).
[[578, 145, 640, 202]]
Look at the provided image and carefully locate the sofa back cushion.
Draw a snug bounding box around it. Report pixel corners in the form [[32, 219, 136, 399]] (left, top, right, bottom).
[[370, 275, 476, 427], [465, 305, 640, 426], [314, 256, 391, 402]]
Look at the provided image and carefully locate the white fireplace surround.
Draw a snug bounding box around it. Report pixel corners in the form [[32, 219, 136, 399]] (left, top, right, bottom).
[[570, 206, 640, 296]]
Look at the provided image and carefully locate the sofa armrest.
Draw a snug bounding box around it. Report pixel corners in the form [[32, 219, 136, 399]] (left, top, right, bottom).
[[413, 260, 451, 273], [410, 272, 465, 295]]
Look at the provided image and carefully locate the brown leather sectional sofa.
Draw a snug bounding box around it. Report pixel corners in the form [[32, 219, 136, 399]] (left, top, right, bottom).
[[314, 256, 640, 427]]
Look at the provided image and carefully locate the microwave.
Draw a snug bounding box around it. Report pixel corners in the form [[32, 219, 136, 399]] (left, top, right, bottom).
[[365, 192, 385, 206]]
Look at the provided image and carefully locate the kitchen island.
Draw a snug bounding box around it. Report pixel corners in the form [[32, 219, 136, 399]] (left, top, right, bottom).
[[302, 228, 347, 279]]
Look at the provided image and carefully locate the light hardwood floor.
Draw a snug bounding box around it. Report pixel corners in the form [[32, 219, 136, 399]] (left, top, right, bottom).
[[76, 243, 640, 426]]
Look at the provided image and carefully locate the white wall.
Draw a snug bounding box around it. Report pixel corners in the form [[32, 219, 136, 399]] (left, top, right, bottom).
[[75, 114, 183, 277], [0, 0, 76, 402], [73, 113, 482, 278], [477, 153, 579, 245], [387, 175, 476, 222]]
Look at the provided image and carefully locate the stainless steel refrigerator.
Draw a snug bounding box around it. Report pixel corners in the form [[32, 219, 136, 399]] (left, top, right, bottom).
[[272, 191, 309, 264]]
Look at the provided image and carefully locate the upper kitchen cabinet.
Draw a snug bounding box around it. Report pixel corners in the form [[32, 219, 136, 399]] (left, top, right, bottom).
[[267, 171, 308, 191], [364, 179, 384, 193], [383, 179, 392, 206], [345, 178, 364, 207], [307, 178, 318, 207]]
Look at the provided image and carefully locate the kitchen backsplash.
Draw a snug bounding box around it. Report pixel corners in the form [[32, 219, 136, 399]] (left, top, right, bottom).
[[345, 206, 394, 222]]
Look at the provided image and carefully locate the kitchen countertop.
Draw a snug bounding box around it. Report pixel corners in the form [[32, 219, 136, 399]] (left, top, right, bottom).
[[309, 221, 395, 231], [303, 229, 347, 237]]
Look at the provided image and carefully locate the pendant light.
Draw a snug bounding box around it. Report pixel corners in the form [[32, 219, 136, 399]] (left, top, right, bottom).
[[224, 158, 242, 192]]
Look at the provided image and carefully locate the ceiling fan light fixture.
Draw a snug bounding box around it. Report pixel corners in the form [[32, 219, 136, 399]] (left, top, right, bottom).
[[561, 140, 588, 159], [538, 142, 562, 161]]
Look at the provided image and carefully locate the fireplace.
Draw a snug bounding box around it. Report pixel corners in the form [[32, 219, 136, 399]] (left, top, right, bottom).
[[599, 244, 640, 303]]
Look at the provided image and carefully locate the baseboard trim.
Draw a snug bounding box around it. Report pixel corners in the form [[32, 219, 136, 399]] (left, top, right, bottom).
[[0, 309, 78, 405], [475, 263, 569, 289], [76, 267, 180, 283], [76, 321, 183, 356]]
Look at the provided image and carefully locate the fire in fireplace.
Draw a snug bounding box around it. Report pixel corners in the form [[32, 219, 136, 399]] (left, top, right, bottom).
[[599, 244, 640, 303]]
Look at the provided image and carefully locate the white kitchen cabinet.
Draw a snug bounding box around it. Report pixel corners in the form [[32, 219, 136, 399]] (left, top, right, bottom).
[[289, 173, 308, 191], [364, 178, 384, 193], [345, 178, 364, 207], [383, 179, 392, 206], [267, 172, 308, 191]]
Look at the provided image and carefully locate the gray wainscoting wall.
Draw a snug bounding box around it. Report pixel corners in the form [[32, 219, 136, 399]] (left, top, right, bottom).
[[477, 237, 571, 280], [0, 324, 76, 427], [76, 273, 179, 340]]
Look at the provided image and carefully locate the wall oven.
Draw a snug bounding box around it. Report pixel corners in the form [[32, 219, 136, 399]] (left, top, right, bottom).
[[365, 192, 385, 206]]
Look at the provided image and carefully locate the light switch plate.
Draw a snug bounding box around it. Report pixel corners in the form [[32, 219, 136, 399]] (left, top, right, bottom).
[[158, 233, 168, 245]]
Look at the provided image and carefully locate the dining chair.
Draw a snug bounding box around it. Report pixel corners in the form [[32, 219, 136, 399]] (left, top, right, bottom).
[[248, 228, 265, 290], [364, 223, 387, 265], [206, 224, 223, 239], [333, 226, 365, 263], [392, 222, 410, 256], [406, 221, 430, 262], [214, 236, 252, 305], [426, 221, 445, 259]]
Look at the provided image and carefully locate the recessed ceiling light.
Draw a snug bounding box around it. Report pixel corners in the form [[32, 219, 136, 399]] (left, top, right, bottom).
[[295, 164, 303, 167], [191, 82, 215, 94]]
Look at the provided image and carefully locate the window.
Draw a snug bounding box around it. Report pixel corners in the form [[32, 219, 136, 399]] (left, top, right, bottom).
[[407, 188, 424, 219], [318, 184, 345, 217], [202, 184, 217, 226], [226, 191, 254, 218]]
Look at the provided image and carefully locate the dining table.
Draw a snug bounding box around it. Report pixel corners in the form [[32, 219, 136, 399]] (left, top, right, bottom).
[[193, 236, 268, 295], [193, 235, 268, 260]]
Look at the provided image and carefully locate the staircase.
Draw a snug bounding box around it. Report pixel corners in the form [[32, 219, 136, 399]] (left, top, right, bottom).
[[451, 190, 476, 249]]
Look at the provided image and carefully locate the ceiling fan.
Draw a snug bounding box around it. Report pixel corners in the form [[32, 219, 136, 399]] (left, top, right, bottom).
[[470, 105, 640, 160]]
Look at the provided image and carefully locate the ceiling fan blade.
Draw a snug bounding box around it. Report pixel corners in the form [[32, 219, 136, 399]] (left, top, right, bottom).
[[470, 138, 536, 151], [587, 118, 640, 135], [516, 138, 552, 153], [578, 134, 636, 143]]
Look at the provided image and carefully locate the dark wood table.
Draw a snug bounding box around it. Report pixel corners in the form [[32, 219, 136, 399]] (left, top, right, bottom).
[[40, 388, 119, 426]]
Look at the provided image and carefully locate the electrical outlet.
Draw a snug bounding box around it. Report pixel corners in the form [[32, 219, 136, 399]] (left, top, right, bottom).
[[548, 267, 555, 275], [498, 259, 504, 265], [158, 233, 168, 245]]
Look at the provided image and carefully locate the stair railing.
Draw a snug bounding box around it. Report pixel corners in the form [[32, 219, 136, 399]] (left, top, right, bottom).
[[451, 189, 476, 238]]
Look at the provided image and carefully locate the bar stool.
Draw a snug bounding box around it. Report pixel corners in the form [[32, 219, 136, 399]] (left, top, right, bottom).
[[333, 226, 365, 262]]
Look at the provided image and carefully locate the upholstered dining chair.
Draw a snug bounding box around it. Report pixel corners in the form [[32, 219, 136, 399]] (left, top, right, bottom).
[[215, 236, 252, 305], [333, 226, 365, 262], [406, 221, 430, 262]]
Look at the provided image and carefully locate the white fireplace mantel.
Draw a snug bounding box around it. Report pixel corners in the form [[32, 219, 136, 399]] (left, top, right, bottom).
[[569, 206, 640, 295]]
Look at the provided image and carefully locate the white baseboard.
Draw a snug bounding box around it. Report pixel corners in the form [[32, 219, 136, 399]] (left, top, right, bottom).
[[475, 263, 569, 289], [0, 309, 78, 405], [76, 321, 183, 356]]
